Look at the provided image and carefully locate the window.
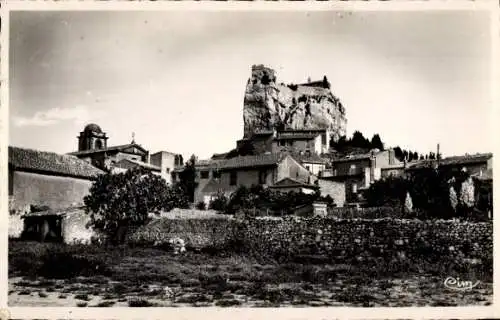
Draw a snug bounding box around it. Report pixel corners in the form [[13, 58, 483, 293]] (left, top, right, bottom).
[[95, 140, 103, 149], [259, 170, 267, 184], [230, 171, 237, 186], [349, 164, 356, 174], [166, 168, 170, 174], [306, 166, 310, 172], [200, 171, 209, 179], [352, 184, 357, 194]]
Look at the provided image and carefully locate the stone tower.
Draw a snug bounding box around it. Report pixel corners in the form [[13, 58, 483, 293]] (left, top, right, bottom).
[[77, 123, 109, 151]]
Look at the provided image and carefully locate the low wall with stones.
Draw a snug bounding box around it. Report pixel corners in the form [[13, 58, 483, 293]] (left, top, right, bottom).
[[238, 217, 493, 273]]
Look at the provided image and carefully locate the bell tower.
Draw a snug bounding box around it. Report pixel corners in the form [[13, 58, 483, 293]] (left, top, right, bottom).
[[77, 123, 109, 151]]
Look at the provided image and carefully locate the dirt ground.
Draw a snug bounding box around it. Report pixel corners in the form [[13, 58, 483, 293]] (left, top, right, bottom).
[[8, 242, 493, 307]]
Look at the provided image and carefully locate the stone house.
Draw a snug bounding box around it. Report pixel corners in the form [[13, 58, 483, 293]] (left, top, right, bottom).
[[318, 149, 401, 205], [8, 146, 105, 212], [192, 153, 317, 205], [406, 153, 493, 177], [110, 158, 162, 176], [21, 207, 96, 244], [8, 146, 104, 239], [236, 128, 332, 157], [149, 151, 184, 184], [292, 152, 328, 176]]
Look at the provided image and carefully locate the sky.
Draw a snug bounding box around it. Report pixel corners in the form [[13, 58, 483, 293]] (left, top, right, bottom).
[[9, 10, 493, 160]]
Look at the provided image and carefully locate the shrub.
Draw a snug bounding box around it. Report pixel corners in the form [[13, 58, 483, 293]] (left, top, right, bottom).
[[195, 201, 206, 210], [209, 192, 228, 212], [128, 298, 155, 307]]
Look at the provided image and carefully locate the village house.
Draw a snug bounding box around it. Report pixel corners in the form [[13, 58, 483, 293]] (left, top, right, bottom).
[[8, 146, 105, 240], [68, 124, 182, 182], [318, 148, 402, 206], [9, 146, 105, 212], [406, 152, 493, 177], [186, 153, 318, 205], [235, 128, 333, 157]]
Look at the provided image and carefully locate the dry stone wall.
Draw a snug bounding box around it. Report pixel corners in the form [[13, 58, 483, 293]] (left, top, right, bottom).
[[238, 217, 492, 272]]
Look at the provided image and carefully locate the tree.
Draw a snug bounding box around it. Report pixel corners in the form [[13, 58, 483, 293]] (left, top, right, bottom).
[[208, 192, 228, 212], [84, 168, 169, 244], [404, 192, 413, 215], [178, 154, 198, 203], [460, 176, 475, 218], [449, 185, 458, 212], [393, 146, 404, 161], [370, 134, 384, 151], [351, 131, 370, 149]]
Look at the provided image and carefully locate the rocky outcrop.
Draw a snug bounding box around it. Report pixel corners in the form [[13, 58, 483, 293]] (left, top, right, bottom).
[[243, 65, 347, 139]]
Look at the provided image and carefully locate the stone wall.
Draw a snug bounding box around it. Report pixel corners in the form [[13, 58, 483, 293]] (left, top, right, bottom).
[[238, 217, 492, 270]]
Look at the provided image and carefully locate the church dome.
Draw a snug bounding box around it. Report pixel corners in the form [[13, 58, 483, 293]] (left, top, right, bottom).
[[84, 123, 102, 134]]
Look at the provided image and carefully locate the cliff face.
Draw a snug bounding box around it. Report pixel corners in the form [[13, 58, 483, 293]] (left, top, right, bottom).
[[243, 65, 347, 139]]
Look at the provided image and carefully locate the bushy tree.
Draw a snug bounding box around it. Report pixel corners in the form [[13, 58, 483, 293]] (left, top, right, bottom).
[[404, 192, 413, 215], [195, 201, 206, 210], [370, 134, 384, 151], [84, 168, 168, 243], [460, 176, 475, 217], [449, 185, 458, 212], [208, 192, 228, 212], [178, 154, 198, 203]]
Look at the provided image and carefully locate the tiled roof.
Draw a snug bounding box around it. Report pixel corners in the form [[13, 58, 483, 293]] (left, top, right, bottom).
[[269, 177, 319, 189], [439, 153, 492, 166], [67, 143, 147, 156], [23, 206, 85, 218], [291, 153, 328, 164], [214, 153, 282, 170], [195, 154, 282, 171], [114, 158, 161, 171], [9, 146, 105, 179], [407, 153, 492, 170], [276, 133, 320, 140], [331, 153, 372, 163]]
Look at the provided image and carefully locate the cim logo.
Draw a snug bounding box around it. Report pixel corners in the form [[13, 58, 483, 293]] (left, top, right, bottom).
[[444, 277, 480, 291]]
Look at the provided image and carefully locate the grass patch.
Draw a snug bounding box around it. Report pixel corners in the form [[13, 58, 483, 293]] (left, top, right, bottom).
[[215, 299, 242, 307], [96, 300, 116, 307], [74, 294, 91, 301], [38, 292, 48, 298], [128, 298, 155, 307]]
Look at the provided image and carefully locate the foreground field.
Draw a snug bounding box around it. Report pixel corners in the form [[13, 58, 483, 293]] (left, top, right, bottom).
[[8, 241, 492, 307]]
